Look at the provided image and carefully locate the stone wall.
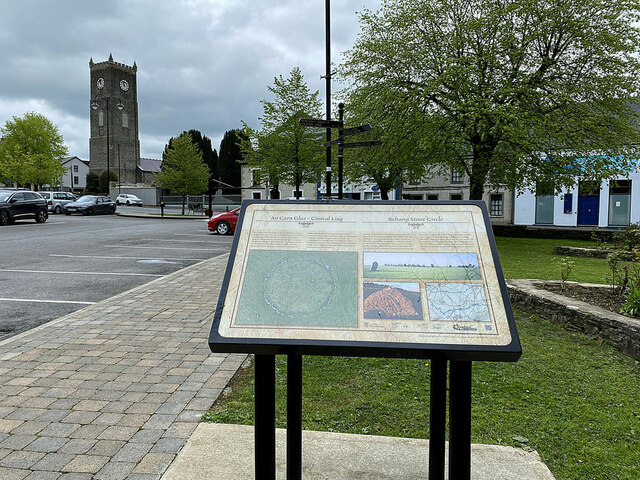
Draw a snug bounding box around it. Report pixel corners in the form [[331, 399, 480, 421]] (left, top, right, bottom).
[[507, 279, 640, 361], [552, 246, 636, 261]]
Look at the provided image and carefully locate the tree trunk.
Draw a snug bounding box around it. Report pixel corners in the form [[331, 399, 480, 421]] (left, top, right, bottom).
[[181, 196, 186, 215], [469, 142, 494, 201], [380, 188, 389, 200]]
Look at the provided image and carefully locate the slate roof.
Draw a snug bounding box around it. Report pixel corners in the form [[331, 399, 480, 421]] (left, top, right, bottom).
[[138, 157, 162, 172]]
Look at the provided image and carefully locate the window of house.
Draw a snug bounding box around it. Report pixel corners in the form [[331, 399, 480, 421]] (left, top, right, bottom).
[[122, 113, 128, 128], [450, 193, 463, 200], [610, 179, 631, 194], [252, 191, 261, 199], [426, 194, 438, 200], [402, 194, 423, 200], [490, 194, 503, 216], [98, 111, 104, 127], [451, 169, 463, 184], [74, 176, 79, 185], [251, 169, 260, 187], [365, 192, 382, 200], [73, 165, 78, 172]]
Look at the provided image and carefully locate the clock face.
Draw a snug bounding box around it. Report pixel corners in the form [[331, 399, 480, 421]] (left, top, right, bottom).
[[96, 78, 104, 89], [120, 79, 129, 91]]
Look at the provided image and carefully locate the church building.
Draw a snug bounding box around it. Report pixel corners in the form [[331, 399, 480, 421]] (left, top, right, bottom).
[[89, 55, 142, 185]]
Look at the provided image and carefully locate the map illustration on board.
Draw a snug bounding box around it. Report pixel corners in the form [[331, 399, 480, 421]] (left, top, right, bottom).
[[235, 250, 358, 327], [425, 283, 490, 323]]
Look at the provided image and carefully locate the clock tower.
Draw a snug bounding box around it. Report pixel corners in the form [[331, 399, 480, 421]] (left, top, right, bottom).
[[89, 54, 141, 186]]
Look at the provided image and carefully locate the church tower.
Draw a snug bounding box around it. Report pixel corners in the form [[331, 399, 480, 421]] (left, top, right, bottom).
[[89, 54, 141, 185]]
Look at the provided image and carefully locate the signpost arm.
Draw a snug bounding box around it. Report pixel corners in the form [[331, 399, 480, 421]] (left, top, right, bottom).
[[287, 354, 303, 479], [338, 103, 344, 199], [448, 360, 472, 480], [255, 354, 276, 480], [428, 359, 447, 480]]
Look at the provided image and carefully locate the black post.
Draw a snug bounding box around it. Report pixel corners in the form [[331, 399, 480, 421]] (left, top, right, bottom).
[[106, 98, 110, 196], [448, 360, 472, 480], [117, 144, 121, 195], [337, 102, 344, 199], [255, 354, 276, 480], [428, 359, 447, 480], [287, 354, 303, 479], [324, 0, 332, 199]]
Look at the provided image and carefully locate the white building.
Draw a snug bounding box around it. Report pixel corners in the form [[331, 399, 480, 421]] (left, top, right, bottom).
[[59, 156, 90, 192], [514, 173, 639, 227]]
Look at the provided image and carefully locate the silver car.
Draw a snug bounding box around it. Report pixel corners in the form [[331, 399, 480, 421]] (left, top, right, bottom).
[[116, 194, 143, 206], [39, 191, 77, 214]]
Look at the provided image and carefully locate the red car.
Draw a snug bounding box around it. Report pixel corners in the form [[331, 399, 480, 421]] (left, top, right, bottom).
[[208, 207, 240, 235]]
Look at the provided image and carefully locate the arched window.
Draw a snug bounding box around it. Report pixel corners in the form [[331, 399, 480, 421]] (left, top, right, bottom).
[[98, 111, 104, 127], [122, 113, 128, 128]]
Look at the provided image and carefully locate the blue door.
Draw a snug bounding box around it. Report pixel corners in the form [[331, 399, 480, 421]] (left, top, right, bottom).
[[577, 195, 599, 225]]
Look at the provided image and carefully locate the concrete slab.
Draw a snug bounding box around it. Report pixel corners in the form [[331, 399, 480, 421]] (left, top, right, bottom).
[[161, 423, 555, 480]]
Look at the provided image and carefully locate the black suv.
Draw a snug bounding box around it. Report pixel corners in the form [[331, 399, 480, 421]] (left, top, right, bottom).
[[0, 189, 49, 226]]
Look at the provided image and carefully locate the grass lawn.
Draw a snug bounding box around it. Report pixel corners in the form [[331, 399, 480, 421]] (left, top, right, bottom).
[[204, 310, 639, 479], [204, 236, 639, 479], [495, 236, 617, 284]]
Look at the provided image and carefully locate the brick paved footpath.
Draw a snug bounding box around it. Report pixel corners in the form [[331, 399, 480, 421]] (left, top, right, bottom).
[[0, 254, 246, 480]]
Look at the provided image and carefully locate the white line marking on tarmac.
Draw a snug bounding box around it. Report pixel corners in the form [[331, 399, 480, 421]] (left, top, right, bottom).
[[138, 238, 223, 244], [50, 254, 206, 261], [0, 269, 162, 277], [0, 298, 96, 305], [104, 245, 216, 251]]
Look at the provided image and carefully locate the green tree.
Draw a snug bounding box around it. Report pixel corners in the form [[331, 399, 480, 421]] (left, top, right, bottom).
[[0, 112, 68, 189], [156, 133, 209, 214], [99, 170, 118, 194], [340, 0, 640, 200], [86, 171, 100, 194], [218, 129, 245, 194], [242, 67, 324, 197]]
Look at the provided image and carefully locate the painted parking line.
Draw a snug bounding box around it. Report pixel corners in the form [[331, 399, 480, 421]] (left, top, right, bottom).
[[50, 254, 207, 261], [0, 269, 162, 277], [0, 298, 96, 305], [104, 245, 217, 251], [138, 238, 226, 244]]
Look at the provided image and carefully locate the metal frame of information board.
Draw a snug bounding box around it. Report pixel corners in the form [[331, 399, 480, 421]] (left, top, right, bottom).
[[209, 200, 522, 480]]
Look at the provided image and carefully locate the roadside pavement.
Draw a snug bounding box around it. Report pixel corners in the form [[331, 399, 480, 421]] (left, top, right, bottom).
[[0, 254, 243, 479]]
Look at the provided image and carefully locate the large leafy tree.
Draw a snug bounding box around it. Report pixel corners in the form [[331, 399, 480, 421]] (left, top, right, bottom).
[[0, 112, 68, 189], [182, 129, 217, 214], [340, 0, 640, 200], [157, 133, 209, 214], [242, 67, 324, 197], [218, 129, 245, 193]]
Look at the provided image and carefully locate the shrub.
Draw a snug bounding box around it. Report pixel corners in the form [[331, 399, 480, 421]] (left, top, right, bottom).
[[555, 257, 575, 290], [621, 289, 640, 317]]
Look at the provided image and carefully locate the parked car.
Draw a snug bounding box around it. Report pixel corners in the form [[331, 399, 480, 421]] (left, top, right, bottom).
[[116, 194, 143, 206], [63, 195, 117, 215], [208, 207, 240, 235], [39, 191, 77, 214], [0, 189, 48, 225]]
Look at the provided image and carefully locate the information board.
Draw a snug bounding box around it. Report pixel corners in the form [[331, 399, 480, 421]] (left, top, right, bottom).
[[209, 201, 521, 361]]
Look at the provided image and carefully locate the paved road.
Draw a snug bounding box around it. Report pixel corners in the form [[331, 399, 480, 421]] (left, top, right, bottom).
[[0, 211, 233, 339]]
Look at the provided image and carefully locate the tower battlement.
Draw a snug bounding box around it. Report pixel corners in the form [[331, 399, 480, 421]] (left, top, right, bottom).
[[89, 54, 137, 73]]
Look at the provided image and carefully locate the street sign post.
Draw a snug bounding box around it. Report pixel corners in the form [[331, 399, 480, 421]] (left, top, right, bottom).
[[300, 106, 381, 199]]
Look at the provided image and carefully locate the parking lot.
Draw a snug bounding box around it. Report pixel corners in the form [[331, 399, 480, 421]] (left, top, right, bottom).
[[0, 210, 233, 340]]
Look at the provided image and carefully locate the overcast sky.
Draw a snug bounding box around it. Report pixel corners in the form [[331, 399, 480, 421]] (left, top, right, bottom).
[[0, 0, 380, 160]]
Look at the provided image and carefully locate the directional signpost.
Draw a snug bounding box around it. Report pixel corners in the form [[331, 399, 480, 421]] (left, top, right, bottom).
[[299, 103, 381, 199]]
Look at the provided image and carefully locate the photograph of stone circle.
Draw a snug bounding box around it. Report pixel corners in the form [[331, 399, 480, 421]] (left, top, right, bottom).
[[364, 252, 482, 281], [363, 282, 423, 320]]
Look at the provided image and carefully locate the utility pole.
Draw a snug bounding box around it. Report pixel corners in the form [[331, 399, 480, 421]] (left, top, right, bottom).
[[324, 0, 332, 199]]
